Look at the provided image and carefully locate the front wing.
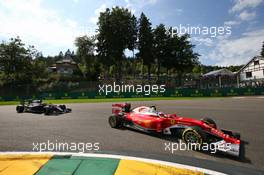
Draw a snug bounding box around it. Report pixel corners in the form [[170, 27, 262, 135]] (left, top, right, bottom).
[[163, 125, 240, 157], [214, 140, 240, 157]]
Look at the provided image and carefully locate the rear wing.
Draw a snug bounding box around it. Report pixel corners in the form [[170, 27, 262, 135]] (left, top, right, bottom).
[[112, 103, 131, 114]]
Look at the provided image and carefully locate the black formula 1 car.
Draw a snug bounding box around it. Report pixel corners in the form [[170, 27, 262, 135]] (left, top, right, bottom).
[[16, 99, 71, 115]]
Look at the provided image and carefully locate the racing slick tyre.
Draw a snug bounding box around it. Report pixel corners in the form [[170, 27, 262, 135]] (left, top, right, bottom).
[[59, 105, 66, 110], [201, 117, 217, 129], [182, 127, 204, 145], [44, 108, 52, 115], [66, 108, 72, 113], [109, 115, 123, 128], [16, 105, 24, 113]]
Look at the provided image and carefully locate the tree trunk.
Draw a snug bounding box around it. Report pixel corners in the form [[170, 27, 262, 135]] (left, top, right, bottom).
[[116, 62, 122, 83], [157, 61, 161, 82], [147, 64, 151, 81], [178, 72, 182, 87], [166, 68, 169, 83]]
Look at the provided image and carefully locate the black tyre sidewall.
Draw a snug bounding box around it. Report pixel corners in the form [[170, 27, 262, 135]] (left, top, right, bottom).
[[16, 106, 24, 113], [109, 115, 122, 128], [182, 127, 204, 145], [44, 108, 51, 115]]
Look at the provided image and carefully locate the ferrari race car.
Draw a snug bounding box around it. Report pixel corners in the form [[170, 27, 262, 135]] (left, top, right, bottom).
[[109, 103, 241, 157], [16, 99, 72, 115]]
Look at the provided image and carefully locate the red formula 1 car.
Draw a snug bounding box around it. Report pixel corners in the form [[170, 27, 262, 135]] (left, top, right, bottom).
[[109, 103, 241, 157]]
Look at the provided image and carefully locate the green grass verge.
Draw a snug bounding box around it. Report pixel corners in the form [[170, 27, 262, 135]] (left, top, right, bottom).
[[0, 97, 220, 106], [0, 101, 20, 105]]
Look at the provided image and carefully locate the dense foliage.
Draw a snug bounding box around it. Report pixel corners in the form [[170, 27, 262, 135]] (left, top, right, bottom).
[[0, 6, 249, 95]]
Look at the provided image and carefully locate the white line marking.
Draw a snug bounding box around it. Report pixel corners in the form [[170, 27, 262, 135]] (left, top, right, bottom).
[[0, 152, 227, 175]]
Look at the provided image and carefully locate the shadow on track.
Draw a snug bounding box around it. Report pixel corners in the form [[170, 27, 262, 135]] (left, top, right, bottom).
[[115, 127, 251, 164]]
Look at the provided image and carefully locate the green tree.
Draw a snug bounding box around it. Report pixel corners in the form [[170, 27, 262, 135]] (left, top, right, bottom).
[[192, 65, 202, 74], [153, 24, 168, 80], [97, 8, 111, 70], [0, 37, 32, 84], [58, 51, 64, 59], [162, 29, 178, 74], [75, 35, 95, 64], [128, 15, 138, 58], [97, 7, 137, 81], [137, 12, 154, 80], [175, 34, 199, 85], [31, 57, 48, 83], [162, 32, 199, 86], [75, 35, 97, 79]]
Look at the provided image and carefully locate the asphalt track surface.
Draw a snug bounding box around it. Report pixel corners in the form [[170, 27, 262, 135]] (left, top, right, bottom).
[[0, 97, 264, 175]]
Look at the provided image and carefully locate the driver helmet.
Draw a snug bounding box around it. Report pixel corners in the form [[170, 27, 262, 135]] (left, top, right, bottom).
[[149, 106, 157, 113], [150, 105, 157, 112]]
